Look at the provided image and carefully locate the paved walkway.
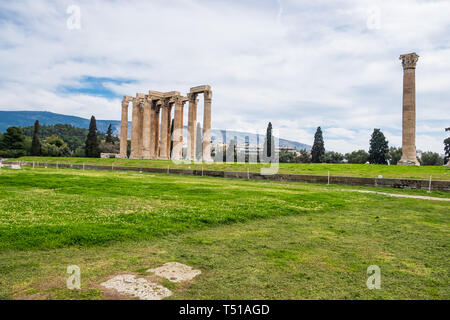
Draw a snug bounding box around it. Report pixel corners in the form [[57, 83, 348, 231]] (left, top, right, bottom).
[[344, 189, 450, 202]]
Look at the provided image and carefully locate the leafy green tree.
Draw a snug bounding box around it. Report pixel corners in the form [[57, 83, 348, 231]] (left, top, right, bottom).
[[345, 150, 369, 164], [298, 149, 311, 163], [321, 151, 344, 163], [22, 123, 118, 153], [279, 150, 297, 163], [31, 120, 42, 156], [311, 127, 325, 163], [0, 126, 27, 158], [105, 124, 114, 144], [388, 147, 402, 165], [46, 135, 65, 148], [368, 129, 389, 165], [85, 116, 100, 158], [420, 152, 444, 166]]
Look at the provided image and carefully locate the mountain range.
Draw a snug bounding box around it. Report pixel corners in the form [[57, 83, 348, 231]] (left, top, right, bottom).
[[0, 111, 311, 150]]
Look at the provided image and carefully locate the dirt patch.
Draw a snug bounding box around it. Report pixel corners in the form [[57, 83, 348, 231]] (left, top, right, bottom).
[[100, 274, 172, 300], [147, 262, 201, 283]]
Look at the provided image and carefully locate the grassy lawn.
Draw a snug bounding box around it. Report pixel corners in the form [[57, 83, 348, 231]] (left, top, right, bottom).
[[14, 156, 450, 181], [0, 167, 448, 299]]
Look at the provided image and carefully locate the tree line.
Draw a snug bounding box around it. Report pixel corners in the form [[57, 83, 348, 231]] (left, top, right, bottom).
[[278, 126, 449, 166], [0, 116, 118, 158]]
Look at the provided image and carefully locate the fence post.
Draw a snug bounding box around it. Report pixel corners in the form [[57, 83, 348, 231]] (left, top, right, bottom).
[[428, 175, 432, 193], [327, 171, 330, 185]]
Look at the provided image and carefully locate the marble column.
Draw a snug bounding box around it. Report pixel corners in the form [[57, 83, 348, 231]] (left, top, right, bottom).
[[142, 97, 153, 159], [202, 90, 212, 162], [166, 103, 173, 158], [187, 93, 198, 160], [159, 100, 169, 159], [119, 97, 129, 158], [154, 103, 161, 158], [149, 100, 157, 159], [130, 98, 140, 159], [137, 100, 144, 158], [398, 53, 420, 166], [172, 98, 184, 160]]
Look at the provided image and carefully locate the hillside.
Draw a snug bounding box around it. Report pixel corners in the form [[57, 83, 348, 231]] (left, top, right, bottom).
[[0, 111, 311, 150]]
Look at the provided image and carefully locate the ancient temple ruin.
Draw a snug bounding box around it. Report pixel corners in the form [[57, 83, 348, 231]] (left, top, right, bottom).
[[119, 85, 212, 160]]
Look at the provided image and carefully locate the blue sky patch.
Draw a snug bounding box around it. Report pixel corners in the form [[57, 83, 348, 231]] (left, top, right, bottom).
[[59, 76, 135, 99]]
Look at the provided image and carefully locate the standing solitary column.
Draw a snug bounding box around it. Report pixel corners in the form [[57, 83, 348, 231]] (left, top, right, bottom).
[[398, 53, 420, 166], [142, 97, 153, 159], [187, 93, 197, 160], [130, 98, 140, 159], [159, 101, 169, 159], [202, 90, 213, 162], [119, 97, 129, 158]]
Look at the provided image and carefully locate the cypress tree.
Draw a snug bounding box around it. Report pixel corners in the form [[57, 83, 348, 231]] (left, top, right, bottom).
[[311, 126, 325, 163], [265, 122, 273, 158], [444, 127, 450, 164], [31, 120, 42, 156], [85, 116, 100, 158], [105, 124, 114, 144], [368, 128, 389, 165]]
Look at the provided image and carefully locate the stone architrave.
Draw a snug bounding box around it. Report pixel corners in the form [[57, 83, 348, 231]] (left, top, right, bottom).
[[123, 86, 212, 161], [398, 53, 420, 166]]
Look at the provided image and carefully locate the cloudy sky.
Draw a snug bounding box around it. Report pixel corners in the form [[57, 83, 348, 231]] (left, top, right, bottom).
[[0, 0, 449, 153]]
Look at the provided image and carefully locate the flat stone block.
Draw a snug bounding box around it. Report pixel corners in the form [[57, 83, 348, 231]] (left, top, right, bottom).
[[100, 274, 172, 300], [147, 262, 201, 283]]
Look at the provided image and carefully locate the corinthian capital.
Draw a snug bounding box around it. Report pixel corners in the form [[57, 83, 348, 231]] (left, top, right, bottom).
[[400, 53, 419, 69]]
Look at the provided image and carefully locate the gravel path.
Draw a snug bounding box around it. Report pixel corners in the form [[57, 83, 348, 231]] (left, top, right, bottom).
[[344, 189, 450, 202]]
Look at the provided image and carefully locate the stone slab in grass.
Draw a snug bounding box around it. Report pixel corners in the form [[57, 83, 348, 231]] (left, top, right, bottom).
[[147, 262, 201, 283], [100, 274, 172, 300]]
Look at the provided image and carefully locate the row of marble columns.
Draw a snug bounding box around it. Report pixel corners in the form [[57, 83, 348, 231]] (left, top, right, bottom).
[[119, 86, 212, 161]]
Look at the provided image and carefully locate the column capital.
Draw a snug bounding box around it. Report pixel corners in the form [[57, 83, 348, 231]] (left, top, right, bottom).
[[400, 52, 419, 69], [204, 90, 213, 101], [187, 92, 198, 101]]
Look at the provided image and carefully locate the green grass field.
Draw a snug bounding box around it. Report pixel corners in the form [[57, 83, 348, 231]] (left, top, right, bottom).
[[0, 167, 448, 299], [15, 156, 450, 180]]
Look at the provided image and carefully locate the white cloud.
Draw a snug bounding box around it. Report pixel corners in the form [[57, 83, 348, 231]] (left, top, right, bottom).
[[0, 0, 449, 153]]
